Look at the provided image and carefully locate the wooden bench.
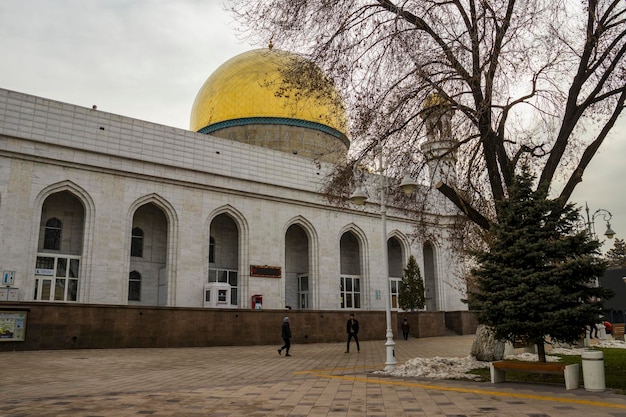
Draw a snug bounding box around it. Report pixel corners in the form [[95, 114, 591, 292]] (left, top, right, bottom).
[[613, 323, 625, 341], [490, 361, 579, 390]]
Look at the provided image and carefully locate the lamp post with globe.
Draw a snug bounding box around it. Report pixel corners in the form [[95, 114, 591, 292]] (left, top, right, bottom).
[[349, 138, 416, 372], [350, 93, 455, 372], [584, 202, 616, 240]]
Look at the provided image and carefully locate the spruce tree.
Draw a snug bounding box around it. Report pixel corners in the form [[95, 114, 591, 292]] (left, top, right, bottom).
[[606, 238, 626, 268], [399, 255, 426, 311], [468, 168, 612, 362]]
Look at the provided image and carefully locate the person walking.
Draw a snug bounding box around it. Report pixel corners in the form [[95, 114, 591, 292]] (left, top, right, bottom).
[[277, 317, 292, 356], [401, 317, 410, 340], [345, 313, 360, 353]]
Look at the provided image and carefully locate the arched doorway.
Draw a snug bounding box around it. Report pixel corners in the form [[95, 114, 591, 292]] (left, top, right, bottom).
[[387, 236, 404, 310], [207, 213, 239, 308], [423, 242, 438, 311], [129, 203, 168, 306], [340, 231, 362, 309], [285, 224, 310, 309], [34, 191, 85, 302]]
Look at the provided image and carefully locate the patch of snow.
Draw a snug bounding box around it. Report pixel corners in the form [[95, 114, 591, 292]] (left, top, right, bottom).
[[382, 355, 489, 380], [547, 348, 582, 356], [504, 352, 564, 361], [595, 339, 626, 349], [380, 339, 626, 380], [548, 340, 626, 355]]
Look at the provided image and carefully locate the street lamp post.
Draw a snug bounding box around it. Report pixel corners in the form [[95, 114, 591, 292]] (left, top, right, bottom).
[[350, 138, 416, 372], [378, 142, 396, 371], [582, 202, 616, 331], [584, 202, 616, 240]]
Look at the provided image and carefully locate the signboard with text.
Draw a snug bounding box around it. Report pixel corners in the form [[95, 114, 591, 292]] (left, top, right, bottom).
[[250, 265, 281, 278]]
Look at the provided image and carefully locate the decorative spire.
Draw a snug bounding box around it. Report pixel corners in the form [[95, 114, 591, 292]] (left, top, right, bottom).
[[268, 34, 274, 50]]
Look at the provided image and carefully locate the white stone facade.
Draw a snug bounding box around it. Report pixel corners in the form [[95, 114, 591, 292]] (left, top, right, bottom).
[[0, 88, 467, 311]]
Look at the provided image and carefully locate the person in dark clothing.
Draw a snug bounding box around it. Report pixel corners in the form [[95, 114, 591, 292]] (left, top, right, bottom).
[[277, 317, 292, 356], [401, 318, 410, 340], [345, 313, 360, 353]]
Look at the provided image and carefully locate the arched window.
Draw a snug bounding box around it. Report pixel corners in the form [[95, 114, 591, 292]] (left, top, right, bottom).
[[340, 231, 362, 309], [44, 218, 62, 250], [131, 227, 144, 257], [128, 270, 141, 301]]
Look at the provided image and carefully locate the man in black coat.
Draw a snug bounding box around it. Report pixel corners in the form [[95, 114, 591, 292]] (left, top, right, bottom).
[[277, 317, 292, 356], [345, 313, 360, 353]]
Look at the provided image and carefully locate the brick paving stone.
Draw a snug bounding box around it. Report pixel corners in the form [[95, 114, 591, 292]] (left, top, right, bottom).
[[2, 335, 626, 416]]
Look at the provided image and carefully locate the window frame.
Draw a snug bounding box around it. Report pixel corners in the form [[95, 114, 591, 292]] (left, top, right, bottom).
[[128, 270, 142, 301], [34, 254, 80, 302], [130, 227, 144, 257], [390, 277, 402, 310], [43, 218, 62, 250], [208, 268, 238, 305], [340, 275, 361, 309]]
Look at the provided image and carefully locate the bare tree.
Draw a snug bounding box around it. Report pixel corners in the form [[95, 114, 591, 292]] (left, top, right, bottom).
[[229, 0, 626, 232]]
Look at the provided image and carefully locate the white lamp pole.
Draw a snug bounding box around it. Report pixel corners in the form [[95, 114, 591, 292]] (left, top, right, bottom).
[[350, 139, 417, 372], [376, 138, 396, 372]]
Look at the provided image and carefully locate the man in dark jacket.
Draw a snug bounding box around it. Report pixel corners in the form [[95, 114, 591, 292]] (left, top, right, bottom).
[[277, 317, 292, 356], [402, 317, 410, 340], [345, 313, 360, 353]]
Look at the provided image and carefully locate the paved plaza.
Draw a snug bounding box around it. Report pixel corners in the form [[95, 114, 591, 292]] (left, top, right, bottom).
[[2, 334, 626, 416]]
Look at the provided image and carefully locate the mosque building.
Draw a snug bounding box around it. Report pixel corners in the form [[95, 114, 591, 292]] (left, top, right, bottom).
[[0, 48, 466, 313]]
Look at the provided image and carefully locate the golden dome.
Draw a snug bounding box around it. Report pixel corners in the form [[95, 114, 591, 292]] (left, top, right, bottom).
[[190, 49, 349, 143]]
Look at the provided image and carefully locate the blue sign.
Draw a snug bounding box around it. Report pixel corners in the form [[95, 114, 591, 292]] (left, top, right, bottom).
[[2, 271, 15, 286]]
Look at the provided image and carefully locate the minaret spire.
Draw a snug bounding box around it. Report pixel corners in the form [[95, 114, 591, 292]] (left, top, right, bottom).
[[420, 92, 457, 186]]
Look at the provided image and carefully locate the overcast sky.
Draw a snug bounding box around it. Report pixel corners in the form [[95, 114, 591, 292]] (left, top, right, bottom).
[[1, 1, 624, 250]]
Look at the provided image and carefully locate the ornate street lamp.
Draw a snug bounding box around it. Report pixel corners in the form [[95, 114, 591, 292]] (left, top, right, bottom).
[[581, 202, 617, 314], [349, 138, 416, 372], [584, 202, 616, 240]]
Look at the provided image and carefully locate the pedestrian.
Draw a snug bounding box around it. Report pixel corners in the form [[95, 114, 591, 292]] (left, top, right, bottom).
[[345, 313, 360, 353], [590, 322, 599, 339], [277, 316, 292, 356], [402, 317, 410, 340], [604, 320, 613, 335]]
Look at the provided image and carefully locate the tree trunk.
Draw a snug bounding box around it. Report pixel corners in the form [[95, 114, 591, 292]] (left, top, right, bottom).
[[536, 338, 547, 363], [471, 324, 506, 361]]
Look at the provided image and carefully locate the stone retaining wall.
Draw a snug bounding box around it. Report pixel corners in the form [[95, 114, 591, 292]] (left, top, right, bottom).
[[0, 302, 476, 351]]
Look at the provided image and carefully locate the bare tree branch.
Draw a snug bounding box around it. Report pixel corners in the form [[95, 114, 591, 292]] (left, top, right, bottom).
[[435, 181, 491, 230], [230, 0, 626, 242]]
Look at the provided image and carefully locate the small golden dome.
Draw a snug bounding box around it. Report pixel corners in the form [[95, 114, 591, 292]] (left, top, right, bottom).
[[422, 92, 450, 109], [189, 49, 348, 142]]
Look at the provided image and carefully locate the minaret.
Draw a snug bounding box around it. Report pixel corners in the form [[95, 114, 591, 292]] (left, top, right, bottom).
[[420, 93, 457, 187]]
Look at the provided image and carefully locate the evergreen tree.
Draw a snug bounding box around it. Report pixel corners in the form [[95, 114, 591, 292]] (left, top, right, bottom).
[[606, 238, 626, 268], [468, 168, 612, 362], [399, 255, 426, 311]]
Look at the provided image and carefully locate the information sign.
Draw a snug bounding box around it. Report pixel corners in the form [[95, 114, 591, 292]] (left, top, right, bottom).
[[0, 310, 27, 341]]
